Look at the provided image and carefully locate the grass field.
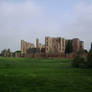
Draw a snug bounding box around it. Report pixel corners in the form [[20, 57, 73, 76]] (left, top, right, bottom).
[[0, 57, 92, 92]]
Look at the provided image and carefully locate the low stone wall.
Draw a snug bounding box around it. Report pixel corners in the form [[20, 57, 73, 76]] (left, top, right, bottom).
[[65, 53, 76, 58], [24, 53, 75, 59]]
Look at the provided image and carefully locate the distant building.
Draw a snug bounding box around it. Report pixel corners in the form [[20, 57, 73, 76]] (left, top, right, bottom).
[[45, 37, 66, 54], [72, 38, 84, 52], [14, 51, 21, 57], [21, 40, 35, 55], [21, 37, 84, 57]]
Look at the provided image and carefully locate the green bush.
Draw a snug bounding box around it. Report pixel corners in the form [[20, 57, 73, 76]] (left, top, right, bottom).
[[72, 55, 87, 68], [87, 50, 92, 68], [72, 43, 92, 68], [72, 48, 87, 68], [87, 43, 92, 68]]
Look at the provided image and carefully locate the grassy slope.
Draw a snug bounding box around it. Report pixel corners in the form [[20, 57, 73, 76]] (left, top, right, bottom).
[[0, 57, 92, 92]]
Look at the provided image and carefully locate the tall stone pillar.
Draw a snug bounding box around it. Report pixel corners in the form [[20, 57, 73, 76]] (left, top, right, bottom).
[[36, 38, 39, 48], [21, 40, 24, 55]]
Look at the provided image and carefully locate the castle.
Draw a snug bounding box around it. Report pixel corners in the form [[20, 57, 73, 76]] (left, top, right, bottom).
[[21, 37, 84, 57]]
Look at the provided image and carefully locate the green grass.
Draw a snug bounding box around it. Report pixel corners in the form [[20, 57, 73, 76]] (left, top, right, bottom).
[[0, 57, 92, 92]]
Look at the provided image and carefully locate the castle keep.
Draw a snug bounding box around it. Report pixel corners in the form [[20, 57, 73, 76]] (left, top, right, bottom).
[[21, 37, 84, 57], [45, 37, 66, 54]]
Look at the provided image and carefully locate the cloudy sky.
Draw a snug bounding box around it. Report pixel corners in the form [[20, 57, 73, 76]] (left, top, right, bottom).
[[0, 0, 92, 52]]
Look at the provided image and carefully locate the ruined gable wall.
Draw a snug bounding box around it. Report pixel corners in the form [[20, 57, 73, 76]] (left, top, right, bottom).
[[21, 40, 35, 55]]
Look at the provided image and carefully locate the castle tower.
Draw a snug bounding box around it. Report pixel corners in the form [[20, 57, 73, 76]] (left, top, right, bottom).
[[36, 38, 39, 48], [21, 40, 27, 55], [72, 38, 80, 52], [45, 37, 66, 54], [80, 41, 84, 49]]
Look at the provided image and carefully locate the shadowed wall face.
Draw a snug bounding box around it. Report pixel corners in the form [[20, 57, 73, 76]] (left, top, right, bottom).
[[72, 38, 84, 52]]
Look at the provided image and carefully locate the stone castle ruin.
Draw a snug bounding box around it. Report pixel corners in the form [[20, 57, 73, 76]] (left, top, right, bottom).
[[21, 37, 84, 57]]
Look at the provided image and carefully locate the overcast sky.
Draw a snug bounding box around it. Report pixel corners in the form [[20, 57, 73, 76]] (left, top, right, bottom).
[[0, 0, 92, 52]]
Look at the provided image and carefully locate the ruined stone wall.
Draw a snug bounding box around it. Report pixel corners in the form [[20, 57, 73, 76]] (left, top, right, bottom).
[[21, 40, 35, 55], [21, 37, 84, 57], [72, 38, 84, 52], [60, 38, 66, 53], [36, 38, 45, 50], [45, 37, 66, 54], [45, 37, 52, 53], [36, 39, 39, 48]]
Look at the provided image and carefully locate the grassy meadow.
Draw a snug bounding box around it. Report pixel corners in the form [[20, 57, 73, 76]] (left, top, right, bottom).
[[0, 57, 92, 92]]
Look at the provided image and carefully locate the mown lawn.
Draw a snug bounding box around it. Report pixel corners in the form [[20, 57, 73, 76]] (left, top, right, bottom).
[[0, 57, 92, 92]]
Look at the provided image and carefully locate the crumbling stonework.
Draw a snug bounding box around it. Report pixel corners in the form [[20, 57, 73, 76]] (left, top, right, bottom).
[[36, 38, 45, 50], [21, 40, 35, 55], [72, 38, 84, 52], [45, 37, 66, 54], [21, 37, 84, 57]]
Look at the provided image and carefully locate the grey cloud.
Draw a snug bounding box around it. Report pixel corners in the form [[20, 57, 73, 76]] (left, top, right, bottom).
[[60, 3, 92, 50], [0, 1, 59, 52], [0, 1, 42, 51], [0, 1, 92, 52]]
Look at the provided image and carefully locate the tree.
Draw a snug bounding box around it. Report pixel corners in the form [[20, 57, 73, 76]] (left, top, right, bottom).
[[84, 49, 88, 54], [72, 55, 87, 68], [77, 49, 85, 56], [1, 49, 7, 56], [65, 40, 73, 54], [87, 43, 92, 68], [7, 49, 11, 57], [72, 48, 87, 68], [1, 49, 12, 57], [91, 43, 92, 50]]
